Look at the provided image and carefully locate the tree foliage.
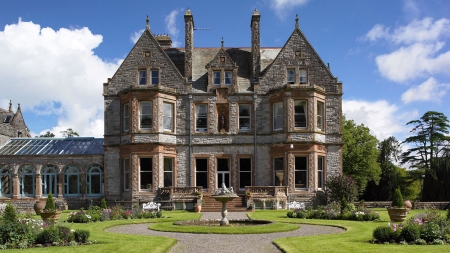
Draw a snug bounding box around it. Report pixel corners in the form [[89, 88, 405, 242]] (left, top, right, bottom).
[[326, 175, 359, 213], [401, 111, 450, 201], [39, 131, 55, 137], [342, 116, 381, 193], [60, 128, 79, 138]]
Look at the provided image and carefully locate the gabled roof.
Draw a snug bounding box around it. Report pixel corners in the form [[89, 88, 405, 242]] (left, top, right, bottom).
[[0, 137, 104, 155]]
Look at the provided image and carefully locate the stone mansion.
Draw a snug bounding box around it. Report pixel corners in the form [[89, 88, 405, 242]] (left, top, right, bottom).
[[0, 9, 342, 210]]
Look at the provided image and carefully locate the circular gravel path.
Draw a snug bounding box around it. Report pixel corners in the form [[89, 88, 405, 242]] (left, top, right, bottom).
[[106, 212, 345, 253]]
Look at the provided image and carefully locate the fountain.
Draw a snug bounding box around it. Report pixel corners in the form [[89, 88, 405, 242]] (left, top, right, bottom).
[[211, 183, 239, 225]]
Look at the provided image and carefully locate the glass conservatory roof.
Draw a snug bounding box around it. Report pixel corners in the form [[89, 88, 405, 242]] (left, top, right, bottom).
[[0, 137, 104, 155]]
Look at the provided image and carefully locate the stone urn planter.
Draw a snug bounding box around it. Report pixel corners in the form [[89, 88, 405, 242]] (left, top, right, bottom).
[[194, 205, 201, 213], [40, 211, 62, 222], [33, 199, 46, 215], [387, 207, 409, 222]]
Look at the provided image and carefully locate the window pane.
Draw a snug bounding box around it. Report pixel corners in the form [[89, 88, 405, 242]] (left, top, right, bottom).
[[225, 71, 232, 85], [295, 157, 308, 189], [196, 104, 207, 132], [139, 70, 147, 85], [299, 69, 307, 84], [1, 174, 11, 195], [124, 104, 129, 131], [273, 102, 283, 130], [151, 70, 159, 85], [140, 102, 152, 129], [239, 158, 251, 189], [140, 158, 152, 190], [163, 103, 173, 131], [294, 100, 307, 128], [164, 158, 173, 187], [217, 158, 229, 171], [196, 159, 208, 189], [318, 157, 324, 189], [239, 104, 251, 131], [124, 159, 130, 190], [317, 102, 324, 130], [68, 175, 78, 194], [274, 157, 284, 186], [213, 71, 221, 85], [287, 69, 295, 84]]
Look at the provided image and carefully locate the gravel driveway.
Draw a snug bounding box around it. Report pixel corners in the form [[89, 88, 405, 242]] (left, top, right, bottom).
[[106, 212, 344, 253]]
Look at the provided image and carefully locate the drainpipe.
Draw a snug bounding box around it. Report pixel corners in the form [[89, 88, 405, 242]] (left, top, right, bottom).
[[253, 93, 257, 186], [188, 94, 193, 187]]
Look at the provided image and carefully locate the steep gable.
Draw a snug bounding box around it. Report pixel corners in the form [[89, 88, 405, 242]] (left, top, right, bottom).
[[258, 26, 339, 94], [104, 28, 185, 96]]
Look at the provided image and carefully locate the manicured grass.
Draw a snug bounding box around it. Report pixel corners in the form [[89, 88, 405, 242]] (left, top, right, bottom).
[[5, 210, 201, 253], [149, 220, 300, 234], [249, 209, 449, 253]]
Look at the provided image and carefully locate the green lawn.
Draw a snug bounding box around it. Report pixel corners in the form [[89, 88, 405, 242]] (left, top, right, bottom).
[[248, 209, 449, 253], [5, 209, 448, 252]]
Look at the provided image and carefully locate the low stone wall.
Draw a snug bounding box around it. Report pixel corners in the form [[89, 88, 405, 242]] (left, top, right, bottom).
[[356, 201, 449, 210]]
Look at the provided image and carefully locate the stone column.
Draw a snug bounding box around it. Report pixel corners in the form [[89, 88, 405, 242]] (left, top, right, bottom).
[[58, 173, 64, 198], [35, 172, 42, 199], [184, 9, 194, 82], [12, 172, 19, 199]]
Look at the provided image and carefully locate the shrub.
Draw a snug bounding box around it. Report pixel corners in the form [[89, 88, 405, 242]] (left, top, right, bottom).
[[0, 221, 32, 245], [296, 210, 307, 219], [142, 211, 156, 219], [101, 209, 111, 221], [415, 238, 426, 245], [373, 226, 394, 243], [37, 226, 59, 244], [156, 210, 163, 218], [432, 239, 445, 245], [287, 211, 296, 218], [58, 226, 74, 243], [391, 188, 404, 208], [88, 206, 102, 222], [74, 229, 90, 243], [67, 209, 90, 223], [110, 205, 124, 220], [44, 193, 56, 211], [326, 175, 359, 214], [421, 222, 441, 242], [122, 211, 132, 219], [3, 202, 17, 223], [100, 198, 107, 209]]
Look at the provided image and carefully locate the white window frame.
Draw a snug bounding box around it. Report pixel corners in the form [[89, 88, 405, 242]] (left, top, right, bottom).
[[163, 102, 174, 131], [295, 156, 308, 190], [124, 158, 130, 191], [299, 69, 308, 84], [139, 101, 153, 130], [273, 102, 283, 131], [139, 69, 147, 85], [294, 100, 307, 129], [195, 104, 208, 132], [317, 101, 324, 131], [151, 70, 159, 85], [238, 104, 251, 132], [123, 103, 130, 132], [287, 69, 295, 84], [213, 71, 221, 85], [318, 156, 324, 190], [225, 71, 233, 85]]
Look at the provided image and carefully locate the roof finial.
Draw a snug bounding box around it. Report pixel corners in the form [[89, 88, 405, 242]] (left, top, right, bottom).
[[9, 100, 13, 112], [221, 37, 224, 48], [146, 15, 150, 30], [295, 14, 299, 29], [17, 103, 21, 111]]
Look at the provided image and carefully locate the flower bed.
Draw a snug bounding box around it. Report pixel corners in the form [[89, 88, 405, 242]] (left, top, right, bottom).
[[66, 204, 163, 223], [286, 202, 380, 221], [372, 207, 450, 245]]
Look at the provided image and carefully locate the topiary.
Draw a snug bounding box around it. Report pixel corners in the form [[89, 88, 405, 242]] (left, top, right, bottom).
[[100, 198, 107, 209], [44, 193, 56, 211], [391, 188, 404, 208]]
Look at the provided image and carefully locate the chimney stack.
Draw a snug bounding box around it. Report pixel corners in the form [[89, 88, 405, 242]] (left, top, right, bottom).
[[184, 9, 194, 82], [251, 9, 261, 82]]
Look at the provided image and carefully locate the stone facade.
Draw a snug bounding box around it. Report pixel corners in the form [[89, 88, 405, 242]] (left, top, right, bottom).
[[103, 9, 343, 204], [0, 101, 30, 146]]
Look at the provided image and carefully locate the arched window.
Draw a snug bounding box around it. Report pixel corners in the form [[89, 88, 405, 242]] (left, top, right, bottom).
[[64, 165, 80, 196], [41, 165, 58, 196], [0, 165, 12, 197], [86, 164, 103, 196], [19, 165, 35, 197]]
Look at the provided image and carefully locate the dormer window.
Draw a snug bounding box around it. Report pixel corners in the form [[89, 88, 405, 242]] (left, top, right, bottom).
[[225, 71, 233, 85], [139, 70, 147, 85], [213, 71, 221, 85], [300, 69, 308, 84], [287, 69, 295, 84]]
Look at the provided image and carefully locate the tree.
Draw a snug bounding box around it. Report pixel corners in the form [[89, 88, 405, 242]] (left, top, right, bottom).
[[401, 111, 450, 201], [342, 116, 381, 193], [60, 128, 79, 138], [39, 131, 55, 138], [326, 175, 359, 214]]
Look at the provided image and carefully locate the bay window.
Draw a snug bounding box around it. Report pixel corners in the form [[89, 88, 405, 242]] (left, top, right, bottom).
[[294, 100, 307, 128], [273, 102, 283, 131], [163, 102, 174, 131], [123, 103, 130, 132], [317, 101, 324, 131], [295, 157, 308, 189], [140, 102, 152, 130]]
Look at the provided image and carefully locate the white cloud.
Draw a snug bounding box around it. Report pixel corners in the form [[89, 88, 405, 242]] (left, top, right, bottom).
[[401, 77, 450, 104], [343, 100, 412, 140], [269, 0, 309, 19], [364, 17, 450, 83], [375, 42, 450, 82], [402, 0, 421, 21], [131, 29, 144, 44], [0, 19, 121, 137], [165, 9, 183, 47]]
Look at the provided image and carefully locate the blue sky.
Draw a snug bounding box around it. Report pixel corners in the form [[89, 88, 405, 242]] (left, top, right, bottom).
[[0, 0, 449, 144]]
